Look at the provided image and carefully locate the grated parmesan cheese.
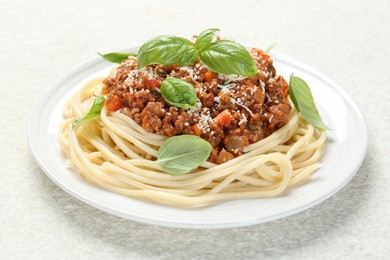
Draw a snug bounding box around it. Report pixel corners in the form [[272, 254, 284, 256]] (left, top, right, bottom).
[[180, 66, 199, 80], [230, 98, 254, 116], [198, 114, 211, 133], [141, 67, 159, 79], [125, 68, 140, 86], [218, 83, 236, 94], [187, 99, 203, 116], [260, 81, 265, 93], [218, 73, 246, 83], [249, 85, 258, 96], [239, 114, 247, 125]]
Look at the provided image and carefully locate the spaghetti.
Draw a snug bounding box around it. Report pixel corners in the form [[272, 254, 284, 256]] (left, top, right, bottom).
[[58, 77, 326, 207]]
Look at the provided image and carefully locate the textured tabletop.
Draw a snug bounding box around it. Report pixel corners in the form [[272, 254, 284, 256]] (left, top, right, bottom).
[[1, 0, 389, 258]]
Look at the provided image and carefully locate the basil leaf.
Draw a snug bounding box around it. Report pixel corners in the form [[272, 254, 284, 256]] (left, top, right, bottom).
[[199, 40, 258, 77], [195, 28, 220, 51], [137, 35, 198, 68], [98, 52, 137, 63], [157, 135, 212, 175], [289, 74, 329, 130], [160, 77, 197, 109], [72, 96, 105, 128]]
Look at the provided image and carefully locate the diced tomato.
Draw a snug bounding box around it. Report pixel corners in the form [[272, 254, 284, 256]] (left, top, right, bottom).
[[104, 95, 124, 111], [204, 71, 215, 83], [144, 78, 161, 88], [214, 110, 233, 126]]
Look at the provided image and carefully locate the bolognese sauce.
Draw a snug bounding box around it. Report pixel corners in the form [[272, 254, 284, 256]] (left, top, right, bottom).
[[103, 48, 291, 164]]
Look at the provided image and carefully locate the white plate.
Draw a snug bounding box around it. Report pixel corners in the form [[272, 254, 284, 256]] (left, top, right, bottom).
[[28, 47, 368, 229]]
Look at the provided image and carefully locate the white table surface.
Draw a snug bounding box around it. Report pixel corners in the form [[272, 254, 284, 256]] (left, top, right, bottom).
[[1, 0, 389, 258]]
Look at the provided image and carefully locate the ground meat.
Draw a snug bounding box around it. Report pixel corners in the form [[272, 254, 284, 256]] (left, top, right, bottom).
[[141, 102, 165, 132], [199, 92, 214, 108], [103, 48, 291, 164]]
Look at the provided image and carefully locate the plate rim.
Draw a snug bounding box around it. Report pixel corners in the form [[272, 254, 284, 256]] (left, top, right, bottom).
[[27, 48, 368, 229]]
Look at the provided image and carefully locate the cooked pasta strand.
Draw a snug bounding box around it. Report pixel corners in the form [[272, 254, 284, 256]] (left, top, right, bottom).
[[58, 78, 326, 207]]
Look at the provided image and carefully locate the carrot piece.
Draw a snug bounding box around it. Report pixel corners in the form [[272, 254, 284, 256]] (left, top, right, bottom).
[[204, 71, 215, 83], [192, 124, 202, 136], [142, 115, 148, 128], [214, 110, 233, 126], [101, 85, 108, 95]]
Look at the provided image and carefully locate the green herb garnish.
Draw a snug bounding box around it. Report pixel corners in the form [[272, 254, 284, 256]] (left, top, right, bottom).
[[156, 135, 212, 175], [100, 29, 259, 77], [198, 40, 258, 77], [72, 96, 105, 128], [137, 36, 199, 68], [137, 29, 258, 77], [160, 77, 197, 109], [289, 74, 329, 130], [98, 52, 137, 63], [194, 28, 220, 51]]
